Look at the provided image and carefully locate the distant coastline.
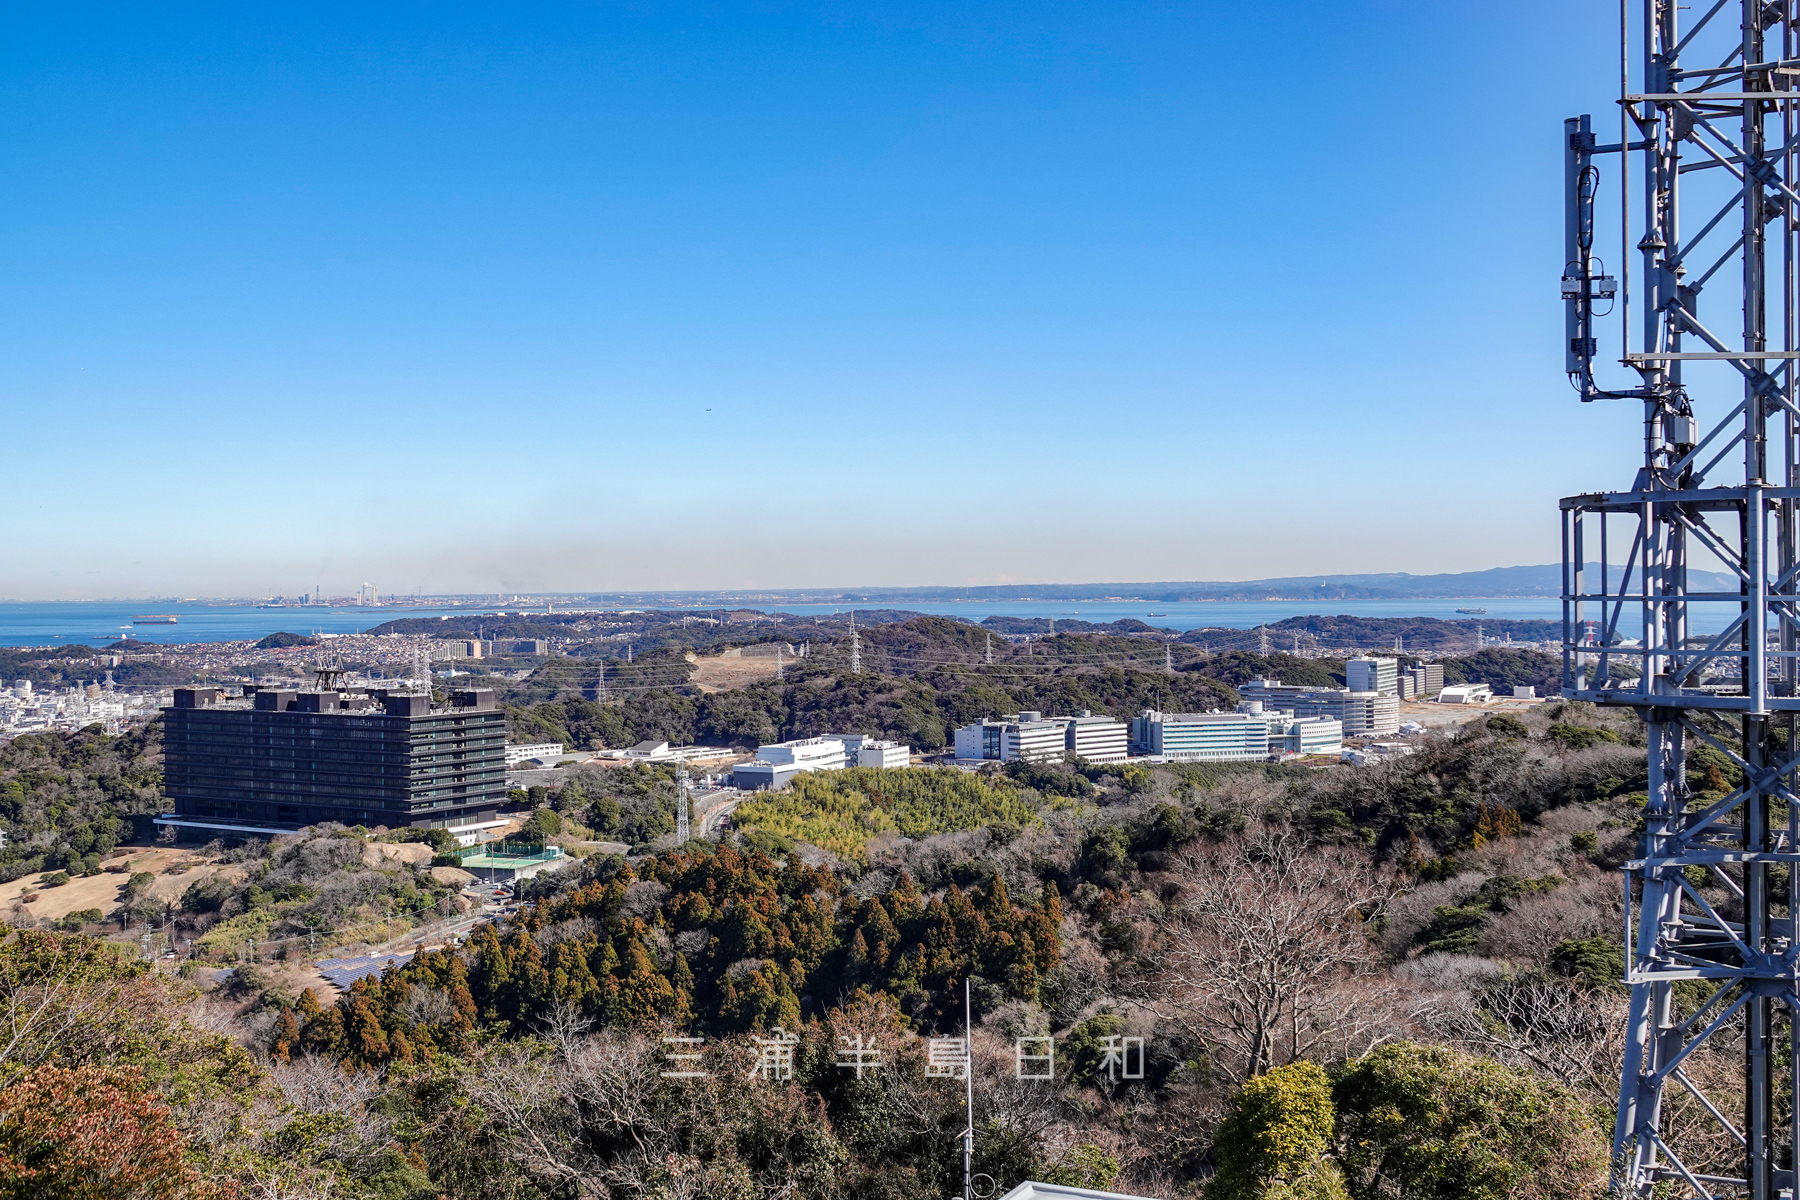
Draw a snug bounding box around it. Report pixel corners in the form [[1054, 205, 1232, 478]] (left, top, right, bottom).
[[1, 562, 1736, 608]]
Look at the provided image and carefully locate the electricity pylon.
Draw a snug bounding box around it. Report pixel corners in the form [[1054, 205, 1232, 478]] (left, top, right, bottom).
[[1563, 3, 1800, 1193]]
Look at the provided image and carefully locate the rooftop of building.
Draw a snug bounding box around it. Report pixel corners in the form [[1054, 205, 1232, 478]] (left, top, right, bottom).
[[167, 683, 497, 716]]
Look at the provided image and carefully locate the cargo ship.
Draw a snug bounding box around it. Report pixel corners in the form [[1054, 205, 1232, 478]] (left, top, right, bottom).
[[132, 614, 179, 625], [1455, 607, 1487, 615]]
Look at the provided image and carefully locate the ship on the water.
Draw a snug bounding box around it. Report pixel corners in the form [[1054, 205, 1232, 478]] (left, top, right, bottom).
[[132, 614, 179, 625], [1455, 607, 1487, 615]]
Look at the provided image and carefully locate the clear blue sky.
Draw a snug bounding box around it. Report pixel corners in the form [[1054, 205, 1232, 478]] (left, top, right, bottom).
[[0, 2, 1631, 599]]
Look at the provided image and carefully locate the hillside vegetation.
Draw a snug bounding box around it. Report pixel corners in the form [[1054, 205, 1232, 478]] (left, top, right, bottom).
[[734, 767, 1045, 861]]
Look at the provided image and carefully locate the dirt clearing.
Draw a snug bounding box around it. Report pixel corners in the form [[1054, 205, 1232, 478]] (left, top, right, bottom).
[[0, 845, 239, 923], [689, 653, 784, 693]]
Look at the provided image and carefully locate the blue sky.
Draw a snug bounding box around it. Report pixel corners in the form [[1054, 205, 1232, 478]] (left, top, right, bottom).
[[0, 2, 1632, 598]]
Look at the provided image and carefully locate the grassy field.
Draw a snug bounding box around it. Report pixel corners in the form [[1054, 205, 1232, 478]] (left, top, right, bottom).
[[733, 766, 1039, 861]]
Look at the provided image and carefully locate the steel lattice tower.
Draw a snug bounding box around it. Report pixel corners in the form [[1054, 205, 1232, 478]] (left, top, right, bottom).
[[1565, 2, 1800, 1194]]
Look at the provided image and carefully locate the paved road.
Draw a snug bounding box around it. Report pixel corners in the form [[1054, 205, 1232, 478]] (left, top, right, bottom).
[[700, 795, 743, 836]]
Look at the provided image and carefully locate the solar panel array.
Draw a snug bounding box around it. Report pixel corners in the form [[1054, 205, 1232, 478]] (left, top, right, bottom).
[[316, 952, 415, 990]]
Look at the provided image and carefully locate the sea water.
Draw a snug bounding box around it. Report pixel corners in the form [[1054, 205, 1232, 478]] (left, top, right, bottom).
[[0, 596, 1575, 648]]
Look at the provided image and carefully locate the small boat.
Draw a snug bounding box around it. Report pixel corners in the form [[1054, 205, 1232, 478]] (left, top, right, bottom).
[[133, 614, 179, 625], [1456, 608, 1487, 615]]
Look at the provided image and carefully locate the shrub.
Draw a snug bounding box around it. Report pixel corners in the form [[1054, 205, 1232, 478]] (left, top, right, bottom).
[[520, 807, 563, 838], [1545, 723, 1619, 750], [37, 873, 70, 889], [54, 909, 104, 932], [1550, 936, 1625, 993], [1332, 1042, 1606, 1200], [1485, 713, 1527, 739], [430, 854, 463, 869], [123, 872, 156, 901], [399, 827, 457, 853], [1207, 1060, 1349, 1200], [1043, 1143, 1122, 1191]]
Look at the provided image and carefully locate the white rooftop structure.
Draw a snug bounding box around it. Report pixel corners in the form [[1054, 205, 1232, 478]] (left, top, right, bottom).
[[998, 1182, 1160, 1200], [1438, 684, 1494, 705]]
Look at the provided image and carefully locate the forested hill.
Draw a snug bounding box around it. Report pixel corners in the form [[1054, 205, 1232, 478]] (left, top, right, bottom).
[[497, 616, 1560, 753], [364, 602, 1557, 665], [1178, 614, 1561, 653]]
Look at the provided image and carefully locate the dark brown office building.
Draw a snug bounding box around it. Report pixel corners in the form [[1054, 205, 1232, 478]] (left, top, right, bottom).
[[161, 685, 506, 833]]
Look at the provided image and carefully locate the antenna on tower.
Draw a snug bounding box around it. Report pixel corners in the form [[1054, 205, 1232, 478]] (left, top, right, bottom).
[[313, 650, 345, 693], [849, 612, 861, 674]]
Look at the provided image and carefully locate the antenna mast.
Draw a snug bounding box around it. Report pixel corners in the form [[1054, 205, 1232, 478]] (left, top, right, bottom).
[[1565, 3, 1800, 1194]]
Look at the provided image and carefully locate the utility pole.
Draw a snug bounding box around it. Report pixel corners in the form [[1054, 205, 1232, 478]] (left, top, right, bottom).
[[1563, 5, 1800, 1194], [849, 612, 861, 674], [962, 977, 975, 1200]]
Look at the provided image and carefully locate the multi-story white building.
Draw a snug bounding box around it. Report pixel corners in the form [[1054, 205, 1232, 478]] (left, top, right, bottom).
[[860, 741, 910, 768], [754, 737, 848, 771], [1130, 704, 1343, 762], [838, 734, 912, 768], [1346, 657, 1399, 697], [952, 711, 1127, 764], [505, 742, 565, 766], [1065, 714, 1129, 763], [733, 733, 914, 789], [1396, 663, 1445, 701], [1237, 678, 1400, 737]]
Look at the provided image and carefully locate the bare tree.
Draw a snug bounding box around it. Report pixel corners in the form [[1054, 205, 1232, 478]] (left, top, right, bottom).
[[267, 1056, 393, 1170], [460, 1042, 594, 1192], [1426, 973, 1624, 1103], [1135, 828, 1404, 1081]]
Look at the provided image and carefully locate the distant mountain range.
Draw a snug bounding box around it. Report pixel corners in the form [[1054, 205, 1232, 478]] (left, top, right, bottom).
[[577, 564, 1739, 605]]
